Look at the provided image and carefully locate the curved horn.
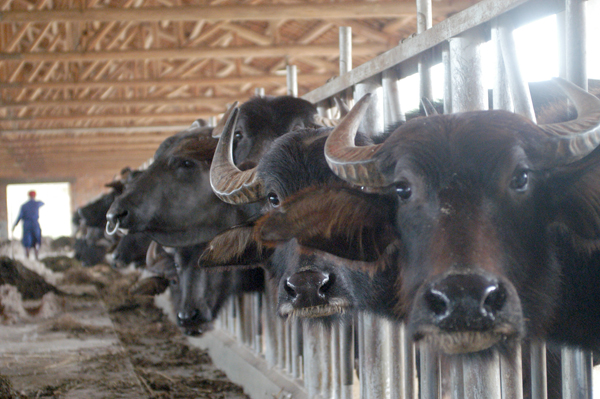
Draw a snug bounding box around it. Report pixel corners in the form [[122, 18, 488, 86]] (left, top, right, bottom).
[[145, 240, 159, 268], [334, 96, 351, 117], [539, 78, 600, 162], [209, 106, 265, 204], [421, 97, 439, 116], [212, 101, 238, 138], [324, 93, 390, 187]]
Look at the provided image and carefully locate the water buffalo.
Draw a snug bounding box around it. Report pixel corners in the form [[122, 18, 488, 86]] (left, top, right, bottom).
[[272, 79, 600, 355], [108, 95, 319, 247], [111, 232, 152, 269], [136, 241, 263, 336]]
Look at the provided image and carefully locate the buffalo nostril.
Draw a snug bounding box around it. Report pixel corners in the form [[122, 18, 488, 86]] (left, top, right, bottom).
[[425, 289, 450, 317], [318, 273, 335, 295], [284, 279, 298, 298], [177, 309, 198, 323], [482, 284, 507, 316]]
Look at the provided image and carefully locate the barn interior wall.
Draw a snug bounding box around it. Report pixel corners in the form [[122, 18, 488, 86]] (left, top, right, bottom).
[[0, 183, 7, 241], [71, 172, 122, 212]]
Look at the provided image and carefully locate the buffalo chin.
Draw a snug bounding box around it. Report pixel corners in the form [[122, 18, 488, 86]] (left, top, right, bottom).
[[413, 324, 520, 354]]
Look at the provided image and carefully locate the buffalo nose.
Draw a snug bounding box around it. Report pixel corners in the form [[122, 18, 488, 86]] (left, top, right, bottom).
[[424, 274, 507, 332], [284, 270, 334, 307], [177, 310, 199, 325]]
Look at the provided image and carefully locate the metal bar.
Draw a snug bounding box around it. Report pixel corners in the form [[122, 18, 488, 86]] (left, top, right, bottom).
[[463, 352, 502, 399], [319, 325, 332, 397], [556, 11, 567, 79], [291, 318, 302, 379], [253, 292, 263, 354], [444, 355, 464, 399], [339, 26, 353, 105], [565, 0, 587, 90], [492, 20, 513, 112], [530, 341, 548, 399], [340, 317, 354, 399], [448, 25, 488, 112], [419, 345, 440, 398], [331, 324, 341, 399], [303, 321, 321, 398], [255, 87, 265, 97], [442, 42, 453, 114], [401, 323, 416, 399], [500, 344, 523, 399], [382, 68, 405, 125], [354, 77, 384, 137], [286, 320, 293, 374], [359, 314, 387, 399], [561, 347, 593, 399], [417, 0, 433, 101], [303, 0, 565, 104], [264, 280, 278, 368], [286, 65, 298, 97], [497, 16, 535, 121]]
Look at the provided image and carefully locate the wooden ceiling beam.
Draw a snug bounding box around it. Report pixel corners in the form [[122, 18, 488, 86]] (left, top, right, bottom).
[[1, 109, 212, 125], [0, 43, 388, 62], [0, 72, 327, 90], [0, 124, 190, 135], [0, 2, 473, 23]]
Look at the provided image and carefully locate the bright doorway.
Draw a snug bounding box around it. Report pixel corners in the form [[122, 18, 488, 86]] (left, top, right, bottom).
[[7, 182, 72, 240]]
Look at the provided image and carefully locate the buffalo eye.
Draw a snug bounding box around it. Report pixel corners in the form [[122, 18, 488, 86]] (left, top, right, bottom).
[[510, 170, 529, 192], [170, 276, 179, 286], [395, 182, 412, 201], [234, 130, 243, 140], [267, 192, 281, 207], [178, 159, 195, 169]]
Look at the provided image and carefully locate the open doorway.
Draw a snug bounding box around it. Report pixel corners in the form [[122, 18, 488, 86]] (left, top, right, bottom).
[[7, 182, 72, 240]]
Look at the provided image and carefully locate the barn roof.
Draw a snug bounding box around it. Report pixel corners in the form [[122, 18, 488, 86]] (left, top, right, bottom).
[[0, 0, 477, 181]]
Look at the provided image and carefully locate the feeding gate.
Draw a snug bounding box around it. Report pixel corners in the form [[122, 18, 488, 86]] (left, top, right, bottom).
[[184, 0, 595, 398]]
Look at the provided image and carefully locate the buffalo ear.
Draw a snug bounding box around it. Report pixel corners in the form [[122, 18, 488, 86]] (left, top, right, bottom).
[[552, 148, 600, 240], [199, 224, 273, 270], [256, 187, 398, 262]]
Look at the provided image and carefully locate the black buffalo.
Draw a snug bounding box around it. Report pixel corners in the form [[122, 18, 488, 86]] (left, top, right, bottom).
[[264, 79, 600, 355]]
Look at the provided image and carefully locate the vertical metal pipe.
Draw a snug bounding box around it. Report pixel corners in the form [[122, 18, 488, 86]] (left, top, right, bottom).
[[500, 344, 523, 399], [401, 323, 416, 399], [277, 315, 286, 369], [340, 317, 354, 399], [286, 64, 298, 97], [530, 341, 548, 399], [565, 0, 587, 90], [497, 17, 535, 121], [444, 355, 464, 399], [388, 320, 401, 399], [358, 313, 387, 399], [253, 292, 263, 354], [463, 352, 502, 399], [255, 87, 265, 97], [286, 319, 293, 374], [208, 115, 217, 127], [417, 0, 433, 101], [556, 11, 567, 80], [228, 297, 236, 336], [319, 324, 332, 397], [303, 321, 321, 398], [419, 344, 440, 398], [339, 26, 353, 105], [491, 20, 513, 112], [291, 318, 302, 379], [331, 324, 341, 399], [448, 26, 488, 112], [339, 27, 352, 75], [264, 279, 278, 368], [382, 68, 405, 125], [234, 295, 243, 340], [354, 77, 384, 138], [442, 42, 453, 114], [561, 347, 592, 399]]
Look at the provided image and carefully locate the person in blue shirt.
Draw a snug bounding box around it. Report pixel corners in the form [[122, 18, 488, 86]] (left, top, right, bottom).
[[12, 190, 44, 260]]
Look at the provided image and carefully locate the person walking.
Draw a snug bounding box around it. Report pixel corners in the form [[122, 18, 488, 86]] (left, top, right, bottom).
[[12, 190, 44, 260]]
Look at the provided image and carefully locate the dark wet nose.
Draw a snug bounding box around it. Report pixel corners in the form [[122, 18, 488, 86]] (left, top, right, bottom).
[[177, 306, 212, 326], [423, 274, 508, 332], [284, 270, 334, 308]]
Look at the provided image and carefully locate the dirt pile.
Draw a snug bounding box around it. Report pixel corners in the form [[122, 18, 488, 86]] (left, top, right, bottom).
[[0, 257, 62, 300]]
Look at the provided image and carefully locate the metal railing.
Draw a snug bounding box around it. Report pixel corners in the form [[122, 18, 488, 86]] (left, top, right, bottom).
[[195, 0, 595, 398]]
